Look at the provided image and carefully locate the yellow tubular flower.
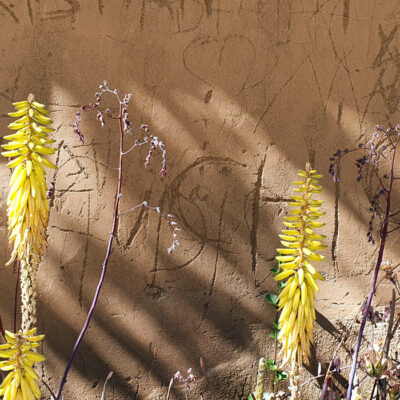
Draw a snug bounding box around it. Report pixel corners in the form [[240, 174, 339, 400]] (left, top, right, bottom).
[[274, 163, 326, 372], [0, 329, 45, 400], [1, 95, 55, 332]]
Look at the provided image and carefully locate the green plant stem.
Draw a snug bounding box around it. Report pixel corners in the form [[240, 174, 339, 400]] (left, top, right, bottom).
[[272, 312, 278, 393]]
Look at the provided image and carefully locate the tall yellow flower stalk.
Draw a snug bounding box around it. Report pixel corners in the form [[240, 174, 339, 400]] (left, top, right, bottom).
[[274, 163, 326, 397], [0, 95, 55, 400], [2, 95, 56, 332]]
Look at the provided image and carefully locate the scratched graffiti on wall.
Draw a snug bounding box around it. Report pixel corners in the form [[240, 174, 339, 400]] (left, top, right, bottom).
[[0, 1, 399, 399]]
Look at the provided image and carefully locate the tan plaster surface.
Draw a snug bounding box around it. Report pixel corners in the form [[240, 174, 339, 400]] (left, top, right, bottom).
[[0, 1, 400, 398]]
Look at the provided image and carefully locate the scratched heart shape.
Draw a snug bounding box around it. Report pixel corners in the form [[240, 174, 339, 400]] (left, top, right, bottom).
[[183, 34, 255, 96]]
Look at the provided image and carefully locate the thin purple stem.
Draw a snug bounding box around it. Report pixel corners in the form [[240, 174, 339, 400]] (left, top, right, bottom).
[[41, 378, 57, 399], [346, 134, 399, 400], [281, 367, 351, 400], [320, 375, 329, 399], [373, 167, 388, 192], [387, 226, 400, 235], [56, 100, 125, 399]]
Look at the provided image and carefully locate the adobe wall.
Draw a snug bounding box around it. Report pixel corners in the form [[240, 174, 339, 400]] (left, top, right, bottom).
[[0, 1, 399, 399]]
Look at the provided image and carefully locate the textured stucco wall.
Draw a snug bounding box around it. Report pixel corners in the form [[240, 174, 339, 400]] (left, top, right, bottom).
[[0, 1, 400, 399]]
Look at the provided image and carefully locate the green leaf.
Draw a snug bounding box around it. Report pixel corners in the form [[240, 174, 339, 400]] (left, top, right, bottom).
[[278, 281, 286, 290], [269, 331, 276, 339], [274, 370, 288, 382], [270, 268, 280, 275], [266, 294, 278, 305], [273, 320, 280, 329], [266, 359, 278, 371]]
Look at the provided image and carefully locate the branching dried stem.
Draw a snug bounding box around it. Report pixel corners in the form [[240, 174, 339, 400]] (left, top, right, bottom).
[[347, 133, 399, 400], [280, 367, 352, 400], [391, 279, 400, 297], [384, 290, 396, 356], [319, 314, 359, 400], [119, 202, 181, 254], [386, 225, 400, 235], [330, 125, 400, 400], [305, 366, 351, 389], [56, 82, 171, 398], [373, 168, 388, 192], [41, 377, 57, 399], [166, 369, 195, 400]]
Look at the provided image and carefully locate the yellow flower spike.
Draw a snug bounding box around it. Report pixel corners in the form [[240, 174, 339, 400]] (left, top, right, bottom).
[[0, 330, 44, 400], [2, 95, 55, 333], [274, 163, 325, 399]]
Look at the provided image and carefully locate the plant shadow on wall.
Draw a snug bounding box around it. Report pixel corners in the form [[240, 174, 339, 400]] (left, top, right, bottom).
[[0, 85, 397, 398], [2, 10, 400, 399], [3, 3, 400, 397], [52, 82, 178, 400], [0, 84, 191, 400], [52, 104, 400, 400], [249, 129, 400, 400], [2, 83, 400, 400], [0, 82, 285, 400], [0, 88, 276, 397], [35, 94, 286, 397], [43, 117, 269, 398]]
